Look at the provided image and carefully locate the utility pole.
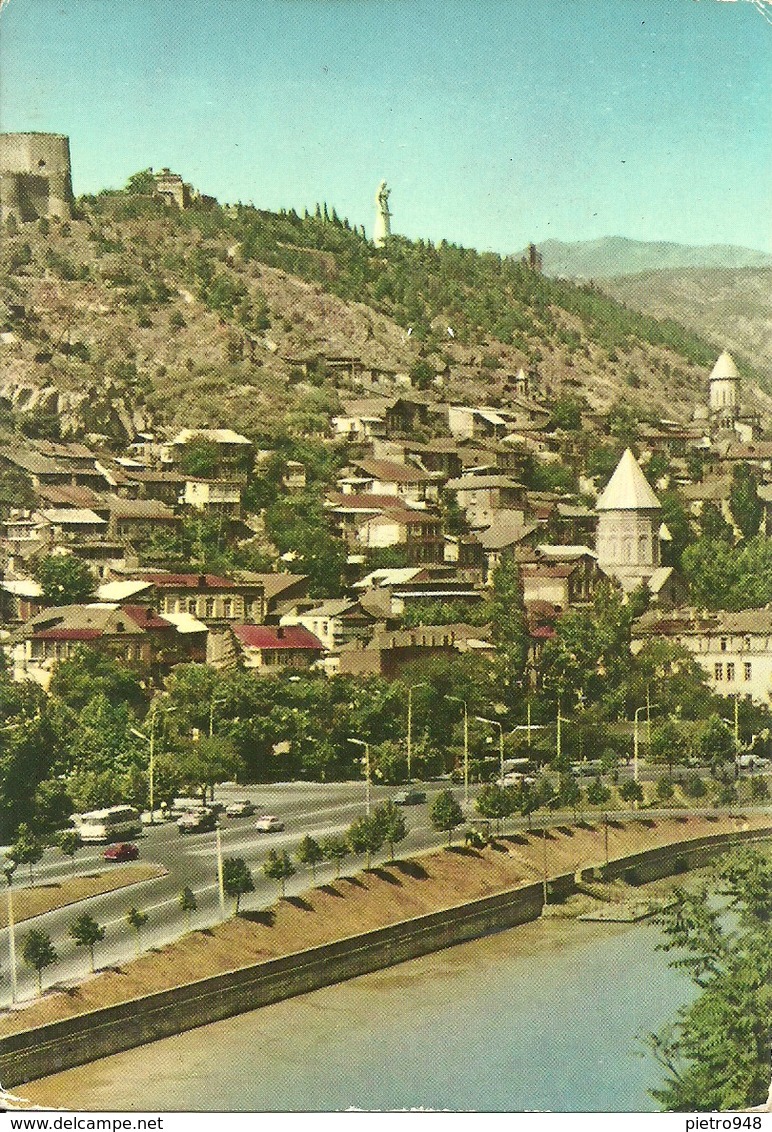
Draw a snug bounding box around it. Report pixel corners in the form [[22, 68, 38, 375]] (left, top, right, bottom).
[[447, 696, 469, 809], [406, 683, 427, 784]]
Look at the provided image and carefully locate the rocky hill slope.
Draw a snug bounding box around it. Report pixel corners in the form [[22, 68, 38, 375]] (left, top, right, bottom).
[[0, 185, 761, 444], [600, 267, 772, 381]]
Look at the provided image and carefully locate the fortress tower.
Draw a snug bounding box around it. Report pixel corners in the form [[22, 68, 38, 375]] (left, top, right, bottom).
[[596, 448, 663, 593], [0, 132, 74, 222], [708, 349, 740, 432]]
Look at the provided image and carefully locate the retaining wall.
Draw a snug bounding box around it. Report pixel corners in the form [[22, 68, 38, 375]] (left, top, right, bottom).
[[1, 824, 770, 1088]]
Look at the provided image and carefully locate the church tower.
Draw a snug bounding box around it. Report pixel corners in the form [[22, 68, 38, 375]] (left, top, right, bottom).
[[596, 449, 662, 593], [708, 350, 740, 432]]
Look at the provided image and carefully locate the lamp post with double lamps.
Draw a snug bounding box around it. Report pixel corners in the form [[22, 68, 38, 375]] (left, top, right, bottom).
[[476, 716, 504, 785], [406, 682, 427, 784], [633, 703, 660, 784], [447, 696, 469, 809], [130, 704, 176, 824], [348, 737, 371, 815]]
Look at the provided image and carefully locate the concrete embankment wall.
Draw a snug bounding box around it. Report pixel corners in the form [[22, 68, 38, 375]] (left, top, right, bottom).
[[2, 825, 770, 1088]]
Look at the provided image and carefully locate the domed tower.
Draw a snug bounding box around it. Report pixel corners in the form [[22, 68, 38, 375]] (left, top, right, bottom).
[[708, 350, 740, 432], [596, 448, 662, 592]]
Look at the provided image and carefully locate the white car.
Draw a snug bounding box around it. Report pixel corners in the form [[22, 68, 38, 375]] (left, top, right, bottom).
[[226, 799, 256, 818], [255, 815, 284, 832]]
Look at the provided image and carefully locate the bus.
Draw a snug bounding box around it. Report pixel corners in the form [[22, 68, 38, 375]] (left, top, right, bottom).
[[71, 805, 142, 843]]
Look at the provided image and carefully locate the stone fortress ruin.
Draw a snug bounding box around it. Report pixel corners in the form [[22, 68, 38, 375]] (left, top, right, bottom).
[[0, 132, 74, 222]]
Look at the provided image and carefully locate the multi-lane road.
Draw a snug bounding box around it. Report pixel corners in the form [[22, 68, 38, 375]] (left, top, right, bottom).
[[4, 776, 768, 1006], [2, 780, 466, 1005]]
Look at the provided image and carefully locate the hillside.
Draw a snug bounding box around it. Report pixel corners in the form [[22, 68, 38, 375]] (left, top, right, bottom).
[[600, 267, 772, 383], [0, 184, 758, 445], [529, 236, 772, 280]]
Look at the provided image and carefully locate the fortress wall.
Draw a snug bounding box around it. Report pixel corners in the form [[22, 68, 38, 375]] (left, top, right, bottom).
[[0, 133, 73, 219]]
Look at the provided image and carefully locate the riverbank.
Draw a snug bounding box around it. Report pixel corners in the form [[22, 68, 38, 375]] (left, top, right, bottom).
[[0, 812, 766, 1041]]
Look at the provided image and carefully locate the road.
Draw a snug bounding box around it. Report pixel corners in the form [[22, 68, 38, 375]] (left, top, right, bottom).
[[2, 779, 465, 1005], [3, 779, 769, 1007]]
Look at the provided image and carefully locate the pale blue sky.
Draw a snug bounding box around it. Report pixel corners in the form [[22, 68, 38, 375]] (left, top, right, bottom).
[[1, 0, 769, 252]]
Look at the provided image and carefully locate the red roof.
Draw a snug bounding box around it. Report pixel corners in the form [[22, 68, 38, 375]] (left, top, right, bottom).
[[530, 626, 556, 640], [122, 605, 174, 630], [233, 624, 325, 651], [35, 628, 102, 641], [135, 573, 235, 589]]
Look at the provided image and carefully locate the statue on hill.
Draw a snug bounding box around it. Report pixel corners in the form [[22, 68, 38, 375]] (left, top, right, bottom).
[[373, 180, 391, 248]]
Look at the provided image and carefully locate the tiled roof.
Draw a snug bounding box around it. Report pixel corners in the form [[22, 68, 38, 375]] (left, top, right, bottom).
[[354, 458, 434, 484], [232, 624, 325, 650]]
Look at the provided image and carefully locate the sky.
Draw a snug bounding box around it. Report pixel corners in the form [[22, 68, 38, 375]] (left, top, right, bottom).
[[0, 0, 769, 253]]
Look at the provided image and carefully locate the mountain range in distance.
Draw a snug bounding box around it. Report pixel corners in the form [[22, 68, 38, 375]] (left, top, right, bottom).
[[521, 236, 772, 279]]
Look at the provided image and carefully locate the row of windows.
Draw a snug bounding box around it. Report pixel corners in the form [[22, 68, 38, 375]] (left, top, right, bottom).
[[161, 595, 261, 620], [714, 662, 752, 683]]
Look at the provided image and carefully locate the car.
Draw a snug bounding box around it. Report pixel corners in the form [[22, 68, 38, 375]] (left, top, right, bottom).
[[177, 809, 218, 834], [103, 842, 140, 862], [392, 788, 427, 806], [225, 799, 256, 818], [255, 815, 284, 832]]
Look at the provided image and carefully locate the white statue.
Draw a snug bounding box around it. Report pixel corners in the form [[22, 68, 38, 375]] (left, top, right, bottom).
[[373, 180, 391, 248]]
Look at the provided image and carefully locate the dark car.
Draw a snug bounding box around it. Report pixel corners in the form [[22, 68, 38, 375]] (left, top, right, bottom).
[[177, 809, 218, 834], [392, 788, 427, 806], [103, 842, 140, 862]]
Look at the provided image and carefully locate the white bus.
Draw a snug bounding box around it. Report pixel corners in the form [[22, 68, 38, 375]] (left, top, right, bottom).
[[72, 805, 142, 843]]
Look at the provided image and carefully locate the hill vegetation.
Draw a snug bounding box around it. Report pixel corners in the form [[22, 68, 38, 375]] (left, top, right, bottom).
[[0, 174, 750, 444]]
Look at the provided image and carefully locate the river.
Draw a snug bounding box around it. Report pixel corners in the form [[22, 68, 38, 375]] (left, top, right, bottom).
[[24, 912, 696, 1112]]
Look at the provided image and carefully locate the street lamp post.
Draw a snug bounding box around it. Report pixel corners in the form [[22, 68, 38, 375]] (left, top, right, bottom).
[[406, 683, 427, 784], [348, 737, 371, 815], [633, 703, 660, 784], [476, 716, 504, 785], [3, 858, 17, 1004], [130, 704, 176, 824], [215, 823, 225, 921], [447, 696, 469, 809]]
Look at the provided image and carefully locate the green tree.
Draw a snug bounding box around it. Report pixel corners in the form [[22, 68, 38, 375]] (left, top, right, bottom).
[[728, 463, 762, 539], [749, 775, 769, 801], [222, 857, 255, 913], [22, 928, 57, 995], [697, 716, 736, 778], [682, 773, 707, 800], [11, 822, 44, 884], [698, 502, 732, 543], [430, 790, 464, 845], [650, 719, 688, 779], [126, 906, 149, 957], [649, 850, 772, 1110], [125, 168, 156, 194], [263, 848, 295, 898], [586, 778, 611, 807], [655, 775, 675, 802], [174, 736, 240, 803], [177, 438, 221, 478], [476, 783, 512, 835], [321, 835, 348, 878], [296, 834, 324, 880], [180, 886, 197, 930], [376, 801, 407, 860], [35, 555, 95, 605], [347, 813, 384, 870], [69, 911, 105, 972], [490, 557, 528, 701], [57, 830, 80, 874], [559, 773, 583, 819], [619, 780, 644, 805]]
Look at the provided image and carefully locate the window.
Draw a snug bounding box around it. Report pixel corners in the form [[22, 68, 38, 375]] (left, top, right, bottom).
[[187, 598, 198, 615], [726, 663, 735, 682], [223, 599, 233, 618], [744, 662, 752, 682], [205, 599, 214, 618], [720, 638, 728, 652], [745, 637, 752, 651], [714, 663, 723, 681]]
